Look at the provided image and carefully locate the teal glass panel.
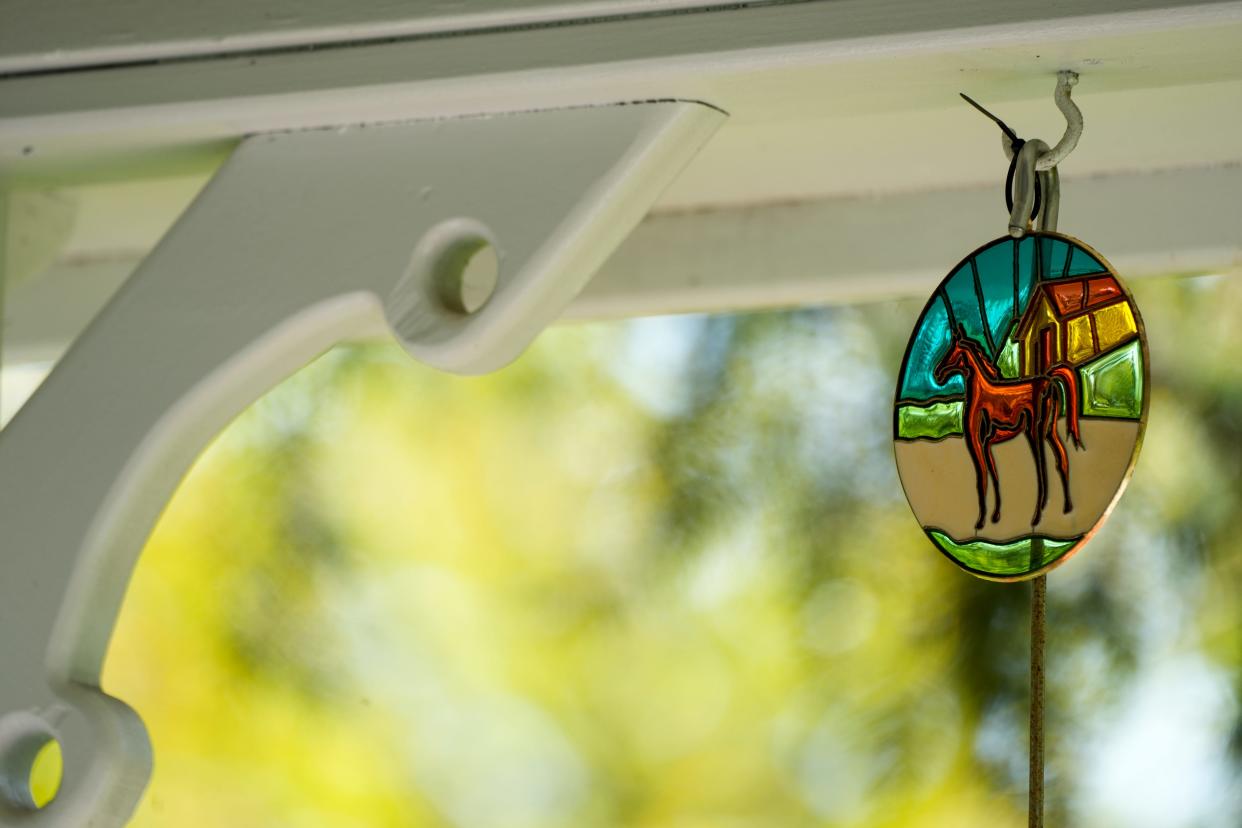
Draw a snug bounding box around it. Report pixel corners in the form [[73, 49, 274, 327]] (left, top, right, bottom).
[[1036, 236, 1069, 280], [901, 235, 1045, 403], [945, 266, 995, 356], [1015, 236, 1037, 310], [975, 258, 1019, 353], [1080, 339, 1144, 418], [1063, 244, 1107, 277], [896, 400, 963, 440], [929, 531, 1079, 578], [973, 237, 1035, 337], [899, 297, 963, 402]]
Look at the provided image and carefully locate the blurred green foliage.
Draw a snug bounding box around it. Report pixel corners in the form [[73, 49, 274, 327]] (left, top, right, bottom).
[[103, 274, 1242, 827]]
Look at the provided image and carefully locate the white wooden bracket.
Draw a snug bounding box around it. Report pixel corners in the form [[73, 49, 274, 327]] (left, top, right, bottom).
[[0, 100, 723, 826]]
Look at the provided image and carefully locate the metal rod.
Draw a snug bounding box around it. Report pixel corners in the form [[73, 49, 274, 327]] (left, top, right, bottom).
[[1036, 167, 1060, 233], [1029, 100, 1055, 828], [1029, 574, 1047, 828]]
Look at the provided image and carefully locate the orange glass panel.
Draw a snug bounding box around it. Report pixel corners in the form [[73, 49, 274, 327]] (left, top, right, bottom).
[[1087, 277, 1122, 306], [1047, 281, 1087, 315]]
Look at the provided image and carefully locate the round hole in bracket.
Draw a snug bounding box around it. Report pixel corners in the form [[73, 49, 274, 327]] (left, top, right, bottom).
[[0, 715, 63, 811], [429, 231, 500, 315]]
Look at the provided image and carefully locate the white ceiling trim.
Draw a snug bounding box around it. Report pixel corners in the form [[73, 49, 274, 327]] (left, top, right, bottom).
[[6, 162, 1239, 366], [0, 0, 784, 75]]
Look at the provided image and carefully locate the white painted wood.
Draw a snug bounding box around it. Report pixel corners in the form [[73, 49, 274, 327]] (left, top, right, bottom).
[[0, 2, 1236, 821], [0, 175, 218, 364], [3, 2, 1242, 211], [0, 2, 1236, 820], [0, 100, 723, 827], [576, 165, 1242, 318], [0, 0, 759, 74], [2, 2, 1239, 367], [2, 0, 1236, 78], [5, 161, 1241, 367], [0, 192, 7, 419]]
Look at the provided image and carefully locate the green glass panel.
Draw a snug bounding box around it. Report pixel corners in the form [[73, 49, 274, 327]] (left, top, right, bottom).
[[1080, 339, 1143, 418], [928, 531, 1079, 577], [996, 338, 1020, 379], [897, 400, 963, 439]]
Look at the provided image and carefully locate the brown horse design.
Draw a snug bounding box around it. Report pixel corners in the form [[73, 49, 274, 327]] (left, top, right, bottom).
[[934, 326, 1084, 530]]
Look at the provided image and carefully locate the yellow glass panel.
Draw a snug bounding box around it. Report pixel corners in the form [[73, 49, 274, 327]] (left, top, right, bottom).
[[1093, 301, 1137, 351], [1021, 295, 1059, 374], [1066, 314, 1095, 364]]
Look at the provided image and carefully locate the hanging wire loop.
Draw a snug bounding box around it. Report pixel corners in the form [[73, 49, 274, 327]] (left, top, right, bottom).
[[1008, 139, 1064, 237], [1008, 138, 1048, 237]]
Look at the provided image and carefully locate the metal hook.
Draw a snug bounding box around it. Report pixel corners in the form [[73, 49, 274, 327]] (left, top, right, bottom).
[[961, 71, 1082, 167], [1036, 71, 1082, 171], [960, 71, 1081, 237], [995, 71, 1082, 170]]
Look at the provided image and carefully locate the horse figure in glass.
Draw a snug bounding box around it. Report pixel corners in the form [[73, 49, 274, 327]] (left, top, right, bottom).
[[934, 325, 1083, 530]]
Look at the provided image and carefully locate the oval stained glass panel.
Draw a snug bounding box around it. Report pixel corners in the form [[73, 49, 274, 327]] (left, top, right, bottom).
[[893, 232, 1148, 581]]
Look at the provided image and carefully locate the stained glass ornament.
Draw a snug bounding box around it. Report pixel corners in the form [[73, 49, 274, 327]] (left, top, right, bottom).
[[893, 232, 1148, 581]]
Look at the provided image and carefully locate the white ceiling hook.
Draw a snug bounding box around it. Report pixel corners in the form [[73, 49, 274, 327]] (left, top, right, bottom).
[[961, 72, 1081, 236], [966, 71, 1083, 170], [1035, 70, 1082, 172]]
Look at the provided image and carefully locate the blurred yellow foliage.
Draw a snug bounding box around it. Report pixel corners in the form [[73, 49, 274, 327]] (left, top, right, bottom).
[[100, 275, 1242, 826]]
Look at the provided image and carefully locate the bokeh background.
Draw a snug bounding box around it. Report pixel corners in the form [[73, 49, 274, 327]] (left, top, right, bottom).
[[80, 273, 1241, 826]]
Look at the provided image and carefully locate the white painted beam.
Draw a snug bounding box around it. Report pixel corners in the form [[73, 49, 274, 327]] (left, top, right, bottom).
[[3, 2, 1242, 212], [573, 164, 1242, 318], [3, 0, 1241, 369], [5, 163, 1239, 368], [0, 4, 1240, 163], [0, 0, 763, 75]]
